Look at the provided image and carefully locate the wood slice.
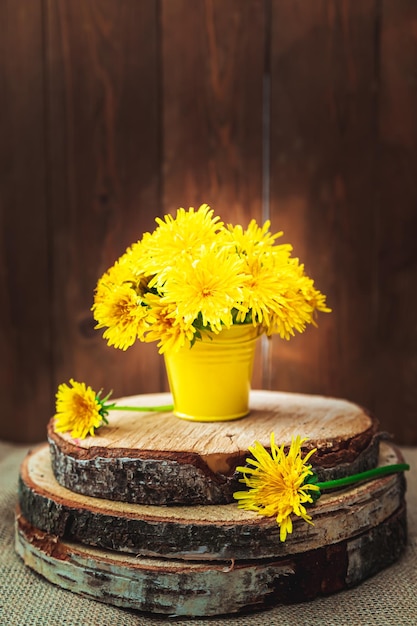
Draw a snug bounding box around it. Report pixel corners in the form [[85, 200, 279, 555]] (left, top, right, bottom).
[[48, 390, 380, 505], [15, 506, 407, 617], [18, 442, 406, 561]]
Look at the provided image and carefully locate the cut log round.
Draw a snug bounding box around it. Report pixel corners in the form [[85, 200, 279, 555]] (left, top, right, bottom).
[[48, 390, 380, 505], [15, 506, 407, 617], [18, 442, 405, 561]]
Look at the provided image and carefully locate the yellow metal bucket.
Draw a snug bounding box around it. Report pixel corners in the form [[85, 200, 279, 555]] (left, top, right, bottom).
[[164, 325, 260, 422]]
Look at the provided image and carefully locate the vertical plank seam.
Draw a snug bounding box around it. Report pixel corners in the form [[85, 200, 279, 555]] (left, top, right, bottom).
[[262, 0, 272, 390], [157, 0, 167, 391], [372, 0, 382, 410], [41, 0, 55, 426]]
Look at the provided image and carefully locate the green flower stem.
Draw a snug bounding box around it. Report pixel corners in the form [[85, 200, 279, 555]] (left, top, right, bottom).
[[316, 463, 410, 491], [110, 404, 174, 413]]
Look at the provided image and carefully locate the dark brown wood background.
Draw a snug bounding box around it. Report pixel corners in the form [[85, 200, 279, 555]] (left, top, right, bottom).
[[1, 0, 416, 444]]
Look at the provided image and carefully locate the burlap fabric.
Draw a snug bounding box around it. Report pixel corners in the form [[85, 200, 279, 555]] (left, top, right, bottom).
[[1, 441, 416, 626]]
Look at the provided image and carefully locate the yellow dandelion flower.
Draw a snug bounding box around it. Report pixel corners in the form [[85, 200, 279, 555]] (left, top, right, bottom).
[[140, 204, 223, 284], [237, 256, 290, 326], [93, 283, 150, 350], [54, 379, 106, 439], [264, 261, 330, 339], [93, 255, 137, 305], [234, 434, 319, 542], [161, 245, 246, 332], [224, 219, 286, 256], [142, 294, 197, 353], [54, 380, 174, 439], [236, 251, 329, 336], [94, 241, 151, 302], [299, 275, 332, 318], [124, 236, 157, 284]]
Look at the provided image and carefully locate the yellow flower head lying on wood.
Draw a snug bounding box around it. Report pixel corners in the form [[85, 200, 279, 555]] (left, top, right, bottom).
[[54, 379, 111, 440], [234, 434, 319, 542], [92, 204, 331, 354], [234, 433, 410, 542], [54, 380, 173, 440]]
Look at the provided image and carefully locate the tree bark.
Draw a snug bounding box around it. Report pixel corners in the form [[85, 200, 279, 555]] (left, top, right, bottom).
[[19, 442, 405, 561], [15, 505, 407, 617], [48, 390, 380, 505]]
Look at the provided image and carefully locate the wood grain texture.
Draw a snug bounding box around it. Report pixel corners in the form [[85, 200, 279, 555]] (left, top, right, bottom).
[[15, 505, 407, 616], [267, 0, 417, 445], [268, 0, 378, 407], [0, 0, 53, 442], [161, 0, 267, 389], [374, 0, 417, 444], [18, 441, 406, 561], [44, 0, 164, 412], [161, 0, 265, 221], [1, 2, 417, 445], [47, 390, 380, 505]]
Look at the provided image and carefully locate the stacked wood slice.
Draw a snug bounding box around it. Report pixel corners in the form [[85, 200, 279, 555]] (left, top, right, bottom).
[[15, 391, 408, 617]]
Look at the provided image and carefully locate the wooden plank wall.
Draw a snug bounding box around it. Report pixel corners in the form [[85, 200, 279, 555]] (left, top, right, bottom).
[[1, 0, 416, 444]]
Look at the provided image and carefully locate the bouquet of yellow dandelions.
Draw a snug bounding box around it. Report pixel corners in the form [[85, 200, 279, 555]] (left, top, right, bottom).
[[92, 204, 330, 353]]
